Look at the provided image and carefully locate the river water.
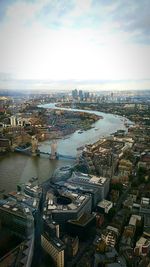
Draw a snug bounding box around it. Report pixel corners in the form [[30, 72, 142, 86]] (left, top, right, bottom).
[[0, 103, 129, 193]]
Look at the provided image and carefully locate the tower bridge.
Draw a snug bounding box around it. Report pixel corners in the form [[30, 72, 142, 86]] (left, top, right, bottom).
[[30, 136, 76, 160]]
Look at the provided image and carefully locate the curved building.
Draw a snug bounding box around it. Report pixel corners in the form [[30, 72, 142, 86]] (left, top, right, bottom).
[[43, 188, 92, 225]]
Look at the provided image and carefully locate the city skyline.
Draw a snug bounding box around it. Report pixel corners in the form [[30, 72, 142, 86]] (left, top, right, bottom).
[[0, 0, 150, 91]]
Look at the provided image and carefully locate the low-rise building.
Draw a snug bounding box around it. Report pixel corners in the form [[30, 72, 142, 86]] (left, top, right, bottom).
[[79, 138, 129, 178], [118, 159, 133, 177], [140, 198, 150, 215], [134, 236, 150, 256], [0, 138, 10, 153], [143, 215, 150, 237], [138, 153, 150, 170], [129, 214, 142, 227], [97, 199, 113, 214], [101, 229, 117, 247]]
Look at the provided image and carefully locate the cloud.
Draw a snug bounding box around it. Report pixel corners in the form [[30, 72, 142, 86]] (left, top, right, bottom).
[[2, 0, 150, 42], [0, 0, 150, 87], [0, 0, 16, 21], [109, 0, 150, 43]]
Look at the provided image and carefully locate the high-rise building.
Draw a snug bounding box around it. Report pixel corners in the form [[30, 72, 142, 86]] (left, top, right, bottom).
[[79, 90, 83, 100], [41, 234, 65, 267], [84, 92, 90, 99], [72, 89, 78, 99]]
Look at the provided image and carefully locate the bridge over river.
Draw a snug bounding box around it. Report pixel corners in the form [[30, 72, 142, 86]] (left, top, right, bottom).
[[15, 137, 76, 160], [39, 151, 76, 160]]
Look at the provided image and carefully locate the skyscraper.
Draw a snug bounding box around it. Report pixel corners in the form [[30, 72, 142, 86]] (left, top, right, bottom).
[[72, 89, 78, 99]]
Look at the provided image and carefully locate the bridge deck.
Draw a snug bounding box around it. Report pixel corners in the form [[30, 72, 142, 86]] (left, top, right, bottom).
[[14, 148, 76, 160], [40, 151, 76, 160]]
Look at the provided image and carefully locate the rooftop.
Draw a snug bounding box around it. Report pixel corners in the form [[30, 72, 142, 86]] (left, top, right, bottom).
[[97, 199, 113, 209], [136, 236, 150, 246], [68, 212, 94, 226], [43, 233, 65, 251], [8, 191, 39, 210], [0, 198, 33, 219], [44, 187, 90, 214], [70, 172, 107, 186]]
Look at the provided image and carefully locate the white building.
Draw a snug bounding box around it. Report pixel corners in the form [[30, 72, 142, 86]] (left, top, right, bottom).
[[129, 214, 141, 227], [134, 236, 150, 256], [10, 116, 17, 126], [97, 199, 113, 214]]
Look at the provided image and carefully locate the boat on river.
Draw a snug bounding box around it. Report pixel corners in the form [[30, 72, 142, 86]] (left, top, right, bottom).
[[78, 130, 83, 134], [15, 144, 31, 153]]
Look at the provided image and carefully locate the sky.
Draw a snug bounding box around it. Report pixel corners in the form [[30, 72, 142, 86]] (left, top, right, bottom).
[[0, 0, 150, 91]]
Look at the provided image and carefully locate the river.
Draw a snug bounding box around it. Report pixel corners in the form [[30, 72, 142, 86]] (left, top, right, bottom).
[[38, 103, 129, 156], [0, 103, 129, 193]]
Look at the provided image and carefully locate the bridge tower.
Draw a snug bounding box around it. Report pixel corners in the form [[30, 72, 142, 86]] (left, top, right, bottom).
[[50, 140, 57, 159], [31, 135, 38, 156]]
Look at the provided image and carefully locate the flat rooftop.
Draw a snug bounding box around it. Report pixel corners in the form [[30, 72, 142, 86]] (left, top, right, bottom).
[[136, 236, 150, 246], [43, 233, 65, 251], [8, 191, 39, 210], [70, 172, 107, 186], [97, 199, 112, 209], [44, 187, 90, 213], [0, 198, 33, 219], [68, 212, 94, 226]]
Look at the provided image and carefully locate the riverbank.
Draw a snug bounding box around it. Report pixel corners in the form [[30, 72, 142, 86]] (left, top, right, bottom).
[[38, 102, 129, 156], [0, 103, 129, 193], [38, 105, 103, 140], [59, 102, 149, 126]]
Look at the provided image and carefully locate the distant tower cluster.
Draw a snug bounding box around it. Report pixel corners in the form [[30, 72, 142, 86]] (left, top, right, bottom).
[[31, 136, 38, 156], [50, 140, 57, 159], [72, 89, 90, 101]]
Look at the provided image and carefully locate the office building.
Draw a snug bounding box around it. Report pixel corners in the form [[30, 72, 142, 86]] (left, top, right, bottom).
[[72, 89, 78, 99], [0, 198, 34, 239], [43, 187, 92, 225], [79, 90, 83, 100], [41, 233, 65, 267], [68, 172, 110, 206]]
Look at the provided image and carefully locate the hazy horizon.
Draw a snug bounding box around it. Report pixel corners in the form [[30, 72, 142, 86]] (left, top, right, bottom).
[[0, 0, 150, 91]]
